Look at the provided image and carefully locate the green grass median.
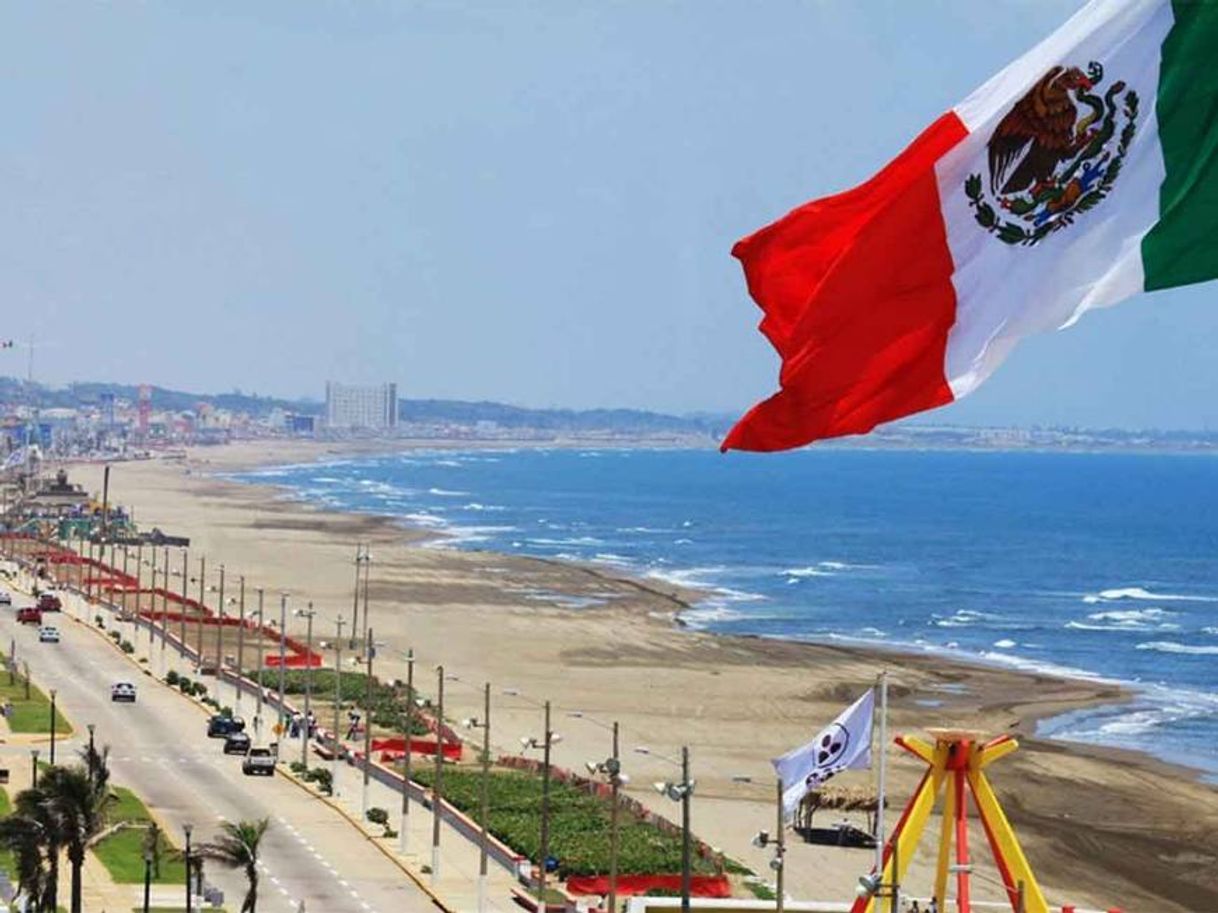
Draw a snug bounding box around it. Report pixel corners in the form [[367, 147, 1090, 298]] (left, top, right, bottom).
[[93, 787, 186, 885], [0, 657, 73, 734]]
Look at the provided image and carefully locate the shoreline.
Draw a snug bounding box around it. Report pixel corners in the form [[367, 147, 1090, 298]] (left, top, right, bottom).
[[218, 443, 1214, 785], [70, 439, 1218, 912]]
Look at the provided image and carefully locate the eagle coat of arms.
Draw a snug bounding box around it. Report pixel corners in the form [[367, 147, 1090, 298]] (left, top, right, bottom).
[[964, 61, 1139, 246]]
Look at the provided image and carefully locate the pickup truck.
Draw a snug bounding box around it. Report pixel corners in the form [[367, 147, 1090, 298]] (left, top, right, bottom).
[[242, 747, 276, 776]]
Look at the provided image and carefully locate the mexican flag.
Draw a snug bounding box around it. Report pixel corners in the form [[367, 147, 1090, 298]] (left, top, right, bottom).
[[723, 0, 1218, 453]]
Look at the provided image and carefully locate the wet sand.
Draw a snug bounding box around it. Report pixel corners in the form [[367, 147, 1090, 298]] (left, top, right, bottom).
[[70, 441, 1218, 912]]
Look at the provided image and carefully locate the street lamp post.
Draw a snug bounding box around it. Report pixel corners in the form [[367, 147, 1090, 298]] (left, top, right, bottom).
[[648, 746, 696, 913], [195, 556, 206, 668], [183, 823, 193, 913], [350, 544, 365, 648], [148, 548, 158, 653], [255, 588, 266, 739], [30, 748, 39, 788], [277, 593, 288, 733], [49, 688, 57, 764], [235, 576, 246, 711], [523, 702, 558, 904], [753, 779, 787, 913], [331, 615, 345, 797], [214, 565, 226, 683], [431, 664, 444, 882], [362, 628, 375, 818], [295, 604, 316, 769], [87, 723, 96, 780], [399, 649, 415, 854], [160, 547, 170, 673], [143, 847, 153, 913], [178, 549, 189, 659], [121, 545, 130, 615], [586, 723, 624, 913], [470, 683, 492, 913]]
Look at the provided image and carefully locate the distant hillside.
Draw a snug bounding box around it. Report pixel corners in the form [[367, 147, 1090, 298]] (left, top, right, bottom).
[[400, 398, 725, 435], [0, 376, 727, 436], [0, 377, 321, 416]]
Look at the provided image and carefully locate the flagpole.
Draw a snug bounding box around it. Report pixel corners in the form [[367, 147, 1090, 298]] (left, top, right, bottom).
[[874, 670, 888, 881]]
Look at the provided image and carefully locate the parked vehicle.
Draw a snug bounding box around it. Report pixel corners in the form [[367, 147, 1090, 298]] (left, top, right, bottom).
[[207, 715, 246, 738], [37, 626, 60, 644], [0, 590, 11, 605], [36, 592, 62, 612], [223, 732, 252, 755], [242, 747, 275, 776], [110, 682, 137, 703], [16, 607, 41, 625]]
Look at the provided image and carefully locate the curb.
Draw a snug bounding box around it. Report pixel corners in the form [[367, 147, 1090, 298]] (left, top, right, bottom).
[[277, 761, 455, 913]]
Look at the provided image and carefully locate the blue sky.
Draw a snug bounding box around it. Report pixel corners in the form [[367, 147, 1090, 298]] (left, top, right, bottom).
[[2, 1, 1216, 429]]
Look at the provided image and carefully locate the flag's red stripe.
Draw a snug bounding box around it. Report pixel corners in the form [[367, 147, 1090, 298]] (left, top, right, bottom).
[[722, 112, 968, 452]]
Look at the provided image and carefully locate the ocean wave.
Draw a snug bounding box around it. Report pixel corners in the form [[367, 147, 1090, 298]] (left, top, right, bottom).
[[427, 487, 469, 497], [1136, 641, 1218, 656], [782, 566, 835, 579], [1064, 607, 1181, 632], [462, 502, 505, 512], [932, 609, 999, 628], [992, 639, 1017, 649], [1083, 586, 1218, 604]]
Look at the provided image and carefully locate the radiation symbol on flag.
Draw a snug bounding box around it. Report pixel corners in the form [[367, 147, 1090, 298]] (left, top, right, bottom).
[[963, 60, 1138, 246], [804, 722, 850, 788]]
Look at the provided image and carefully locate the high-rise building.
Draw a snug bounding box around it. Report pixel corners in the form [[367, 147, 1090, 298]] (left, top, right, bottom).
[[324, 382, 398, 430]]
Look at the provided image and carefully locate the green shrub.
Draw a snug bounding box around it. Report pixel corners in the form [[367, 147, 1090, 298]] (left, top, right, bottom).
[[289, 761, 306, 774], [366, 807, 389, 827], [166, 670, 180, 686], [109, 630, 121, 642], [305, 768, 333, 795], [95, 614, 105, 627], [178, 678, 193, 694], [410, 766, 719, 878], [120, 641, 135, 654]]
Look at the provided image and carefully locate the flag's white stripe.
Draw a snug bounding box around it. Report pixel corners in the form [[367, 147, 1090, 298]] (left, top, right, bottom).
[[938, 0, 1171, 399], [954, 0, 1168, 132]]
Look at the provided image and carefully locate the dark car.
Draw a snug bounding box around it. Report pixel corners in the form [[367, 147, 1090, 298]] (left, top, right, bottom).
[[223, 732, 252, 755], [36, 593, 62, 612], [16, 607, 41, 625], [207, 715, 246, 738]]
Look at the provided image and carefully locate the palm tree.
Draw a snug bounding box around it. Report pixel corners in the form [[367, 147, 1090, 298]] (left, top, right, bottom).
[[2, 783, 62, 912], [197, 818, 271, 913], [0, 809, 55, 911], [40, 763, 114, 913]]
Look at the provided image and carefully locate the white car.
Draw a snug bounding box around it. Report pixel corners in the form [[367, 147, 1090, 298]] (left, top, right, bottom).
[[0, 590, 11, 606], [110, 682, 137, 703], [38, 626, 60, 643]]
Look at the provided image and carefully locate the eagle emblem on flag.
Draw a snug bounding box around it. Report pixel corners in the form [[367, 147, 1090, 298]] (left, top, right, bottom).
[[964, 61, 1138, 246]]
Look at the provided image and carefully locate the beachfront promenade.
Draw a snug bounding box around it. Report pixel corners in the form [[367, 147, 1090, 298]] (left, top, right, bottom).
[[0, 549, 532, 913]]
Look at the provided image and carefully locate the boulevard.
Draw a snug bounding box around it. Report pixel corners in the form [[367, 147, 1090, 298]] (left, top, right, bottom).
[[0, 584, 438, 913]]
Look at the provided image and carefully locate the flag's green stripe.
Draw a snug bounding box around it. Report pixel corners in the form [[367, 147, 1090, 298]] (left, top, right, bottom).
[[1143, 1, 1218, 291]]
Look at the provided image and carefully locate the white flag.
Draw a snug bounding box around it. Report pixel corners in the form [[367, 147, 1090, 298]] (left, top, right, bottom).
[[772, 687, 875, 815]]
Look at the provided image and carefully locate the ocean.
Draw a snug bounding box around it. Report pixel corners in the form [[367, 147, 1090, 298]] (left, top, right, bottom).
[[230, 447, 1218, 776]]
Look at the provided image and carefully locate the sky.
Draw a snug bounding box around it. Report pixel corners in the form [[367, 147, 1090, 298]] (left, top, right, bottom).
[[2, 1, 1217, 429]]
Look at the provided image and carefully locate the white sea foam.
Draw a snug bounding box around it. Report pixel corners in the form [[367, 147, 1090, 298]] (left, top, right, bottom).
[[1136, 641, 1218, 656], [1084, 586, 1217, 604], [462, 503, 505, 512], [782, 566, 835, 579], [427, 487, 469, 497], [1065, 607, 1181, 632], [932, 609, 999, 628], [992, 639, 1017, 649]]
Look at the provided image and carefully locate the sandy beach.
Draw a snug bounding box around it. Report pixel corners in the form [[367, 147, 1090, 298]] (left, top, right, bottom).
[[69, 441, 1218, 913]]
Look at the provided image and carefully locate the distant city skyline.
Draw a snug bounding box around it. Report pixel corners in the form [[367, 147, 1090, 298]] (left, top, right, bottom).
[[3, 2, 1218, 431]]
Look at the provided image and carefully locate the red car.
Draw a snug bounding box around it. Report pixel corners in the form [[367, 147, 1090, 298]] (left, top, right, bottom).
[[36, 593, 62, 613], [16, 607, 41, 625]]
